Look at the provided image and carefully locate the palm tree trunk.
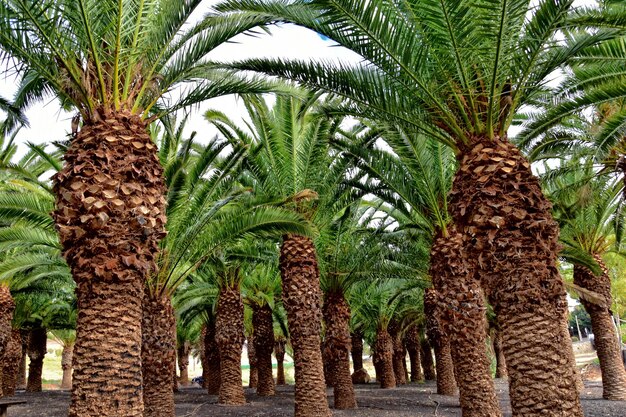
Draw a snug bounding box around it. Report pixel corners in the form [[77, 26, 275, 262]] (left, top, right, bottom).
[[350, 331, 364, 371], [279, 234, 331, 417], [449, 136, 583, 416], [203, 322, 221, 394], [142, 293, 176, 417], [2, 329, 22, 395], [492, 329, 507, 379], [253, 304, 275, 397], [389, 322, 407, 385], [275, 337, 286, 385], [0, 285, 15, 397], [373, 327, 395, 389], [247, 335, 258, 389], [216, 282, 245, 405], [424, 290, 456, 395], [322, 291, 356, 409], [574, 259, 626, 400], [61, 342, 74, 390], [420, 337, 436, 381], [26, 328, 46, 393], [17, 332, 27, 390], [54, 112, 167, 417], [177, 342, 190, 386], [404, 325, 424, 382], [430, 230, 502, 416]]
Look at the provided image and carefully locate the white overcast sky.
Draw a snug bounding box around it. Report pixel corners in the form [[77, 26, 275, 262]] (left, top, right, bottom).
[[0, 0, 596, 150]]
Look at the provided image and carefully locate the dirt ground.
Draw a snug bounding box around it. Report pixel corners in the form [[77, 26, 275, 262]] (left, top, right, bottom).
[[7, 378, 626, 417]]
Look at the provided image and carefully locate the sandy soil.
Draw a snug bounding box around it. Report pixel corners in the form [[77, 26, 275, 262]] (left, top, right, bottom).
[[7, 379, 626, 417]]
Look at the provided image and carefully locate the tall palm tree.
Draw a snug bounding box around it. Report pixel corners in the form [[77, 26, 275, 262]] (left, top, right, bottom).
[[339, 125, 500, 411], [0, 1, 291, 414], [215, 1, 615, 413], [544, 164, 626, 400], [207, 92, 357, 417]]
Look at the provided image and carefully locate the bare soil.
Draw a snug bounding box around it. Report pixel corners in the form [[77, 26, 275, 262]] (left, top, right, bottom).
[[6, 379, 626, 416]]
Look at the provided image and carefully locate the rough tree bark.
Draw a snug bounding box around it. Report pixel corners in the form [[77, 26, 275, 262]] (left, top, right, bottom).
[[420, 337, 436, 381], [17, 331, 27, 390], [388, 321, 407, 385], [204, 319, 221, 395], [574, 257, 626, 400], [54, 111, 167, 417], [253, 304, 275, 397], [215, 282, 245, 405], [373, 327, 395, 389], [492, 329, 507, 379], [177, 342, 190, 386], [2, 329, 21, 395], [275, 337, 286, 386], [404, 325, 424, 382], [279, 234, 331, 417], [449, 136, 583, 416], [142, 294, 176, 417], [350, 331, 364, 372], [424, 290, 456, 396], [430, 230, 502, 416], [0, 285, 14, 397], [61, 342, 74, 390], [26, 328, 47, 393], [322, 291, 357, 409]]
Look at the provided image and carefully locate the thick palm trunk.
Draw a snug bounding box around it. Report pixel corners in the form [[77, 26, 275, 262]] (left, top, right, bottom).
[[247, 334, 258, 389], [424, 290, 456, 395], [449, 136, 582, 416], [2, 329, 22, 395], [492, 329, 507, 378], [253, 304, 275, 397], [404, 325, 424, 382], [420, 337, 436, 381], [574, 258, 626, 400], [61, 342, 74, 390], [142, 294, 176, 417], [202, 322, 221, 394], [430, 231, 502, 416], [26, 328, 46, 392], [322, 291, 356, 409], [279, 234, 331, 417], [389, 322, 407, 385], [177, 342, 190, 386], [216, 282, 245, 405], [275, 337, 286, 385], [17, 332, 27, 390], [54, 112, 166, 417], [373, 327, 395, 389], [0, 285, 14, 397], [350, 331, 363, 371]]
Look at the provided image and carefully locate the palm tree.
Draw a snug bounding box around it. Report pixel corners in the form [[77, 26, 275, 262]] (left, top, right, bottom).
[[544, 164, 626, 400], [0, 1, 293, 414], [338, 125, 499, 410], [215, 1, 614, 412], [243, 263, 281, 397], [207, 92, 358, 417]]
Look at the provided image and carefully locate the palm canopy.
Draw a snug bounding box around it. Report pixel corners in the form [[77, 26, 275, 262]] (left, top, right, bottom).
[[206, 92, 359, 225], [148, 118, 311, 298], [0, 0, 290, 125], [518, 4, 626, 161], [215, 0, 607, 149]]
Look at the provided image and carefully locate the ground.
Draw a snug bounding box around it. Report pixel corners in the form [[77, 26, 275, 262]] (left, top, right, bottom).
[[7, 379, 626, 417]]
